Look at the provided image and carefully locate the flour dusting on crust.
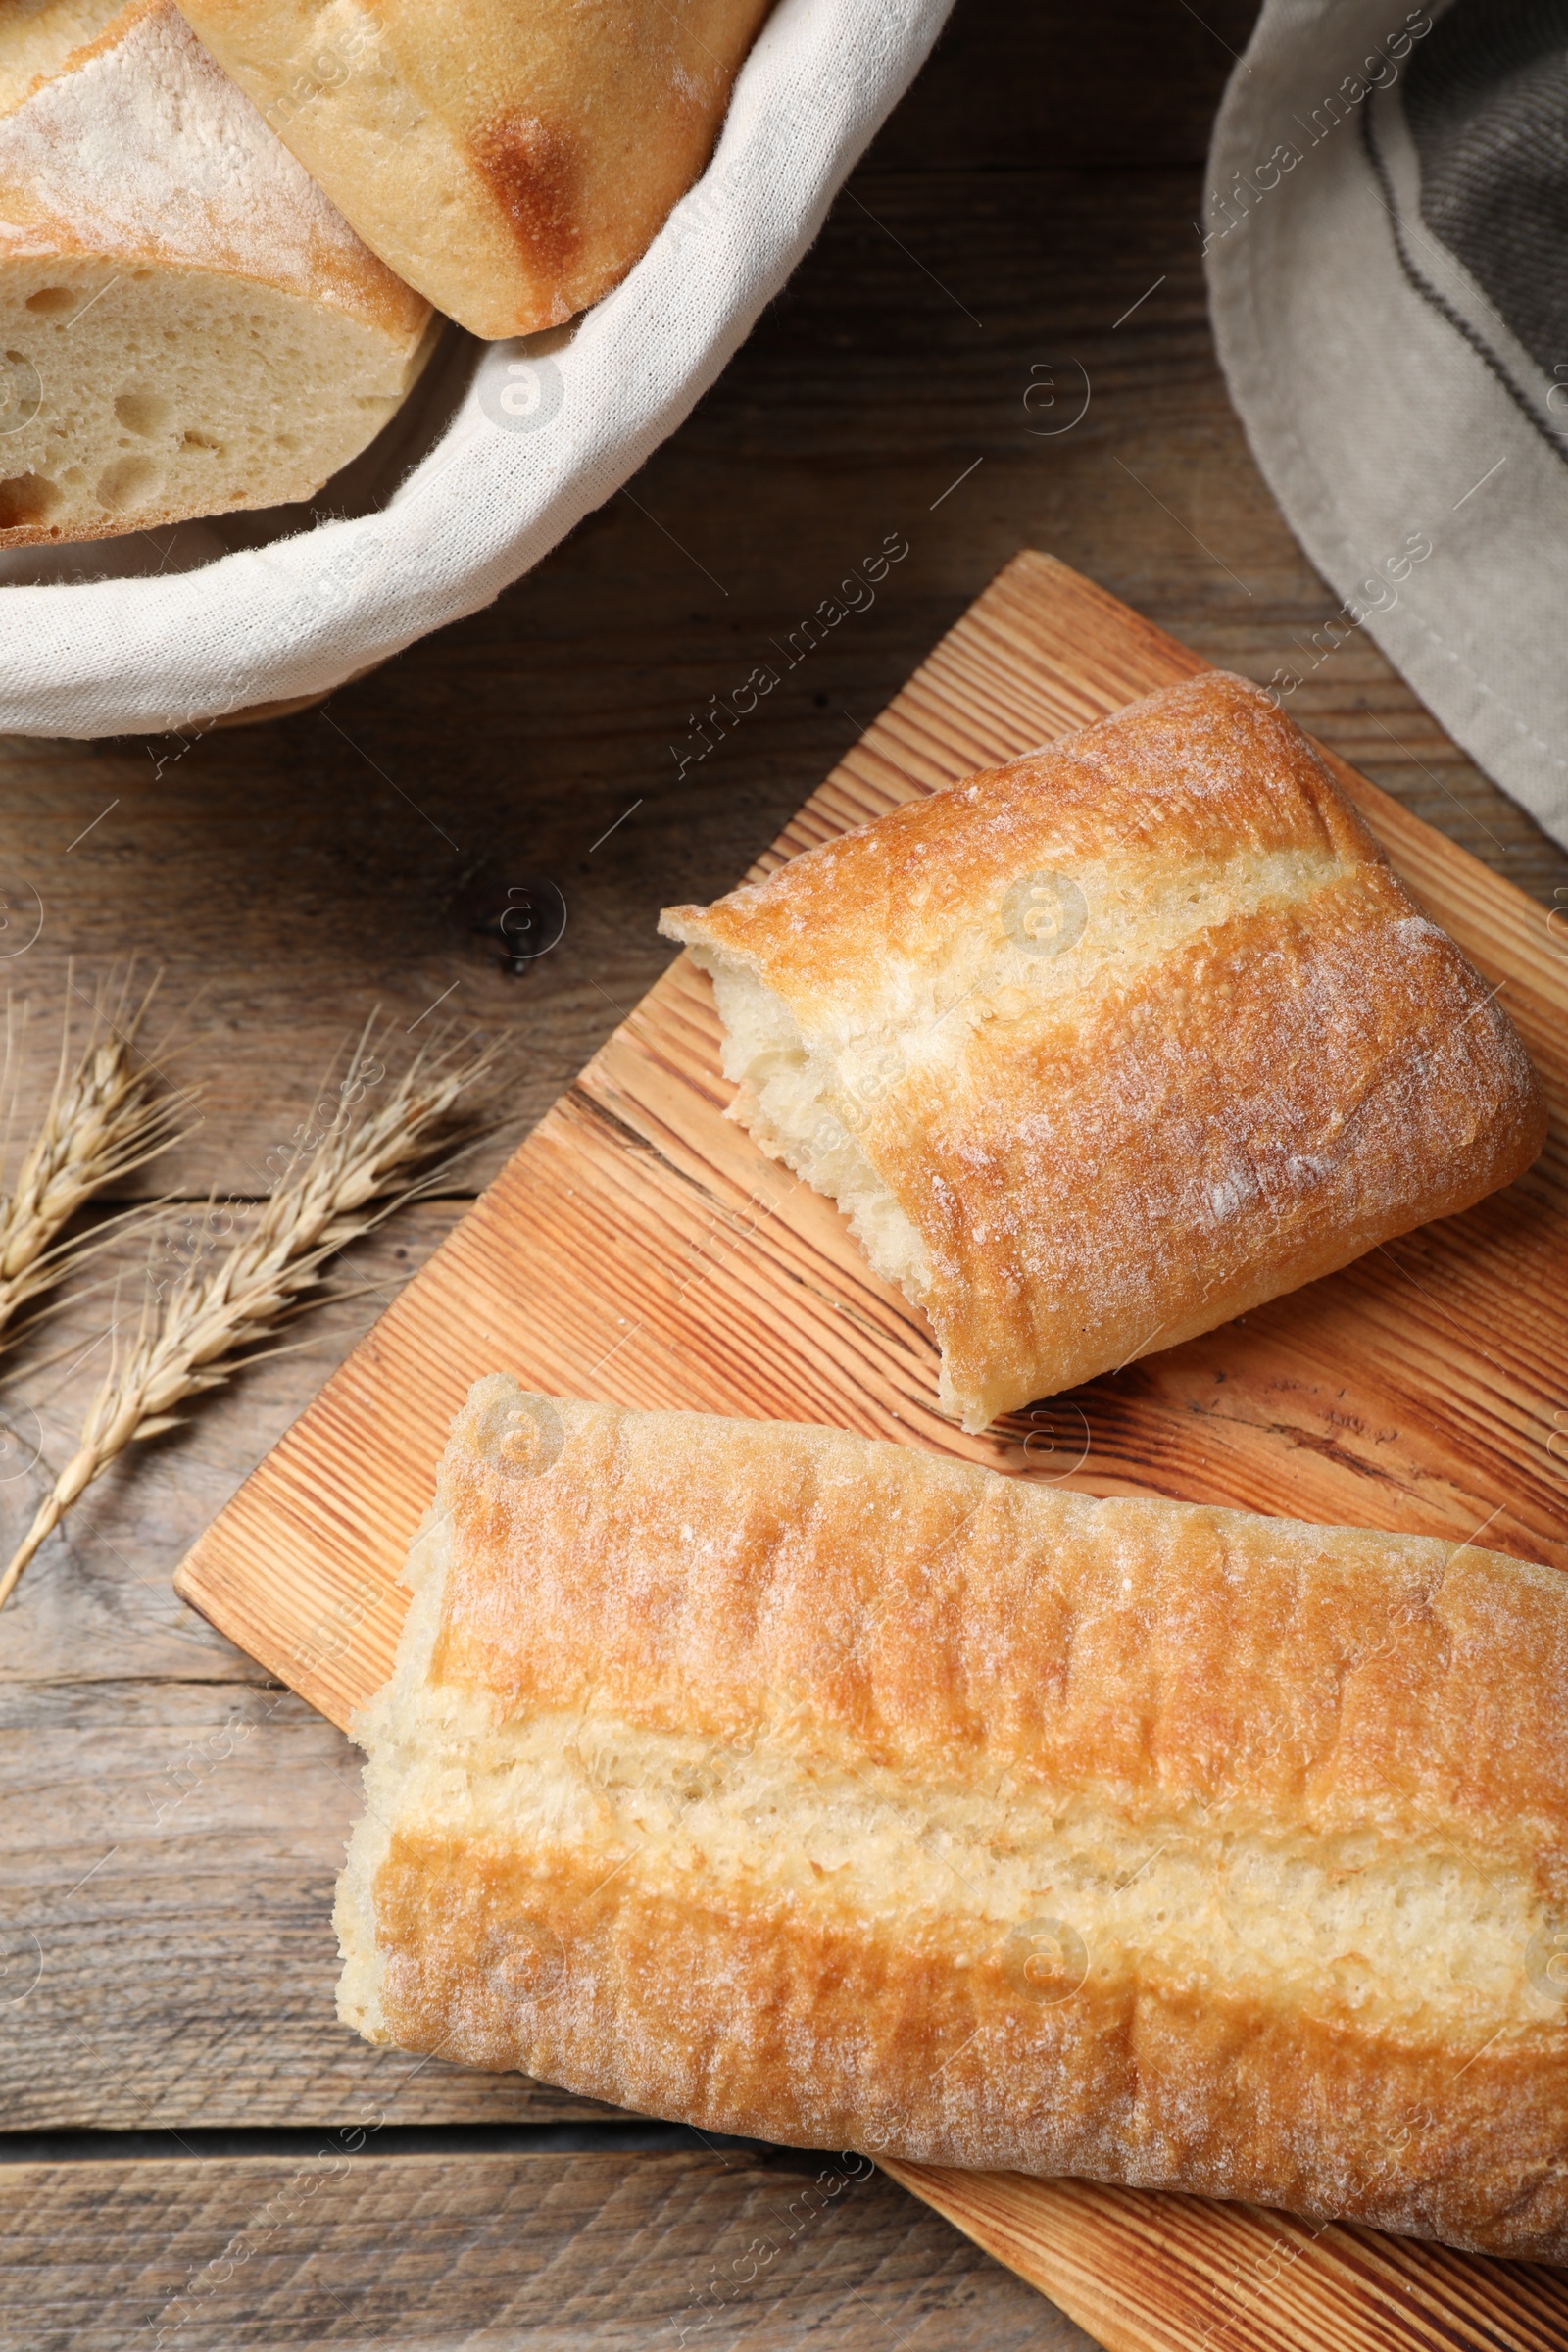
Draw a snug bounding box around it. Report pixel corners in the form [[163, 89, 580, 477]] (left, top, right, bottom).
[[0, 1, 418, 326]]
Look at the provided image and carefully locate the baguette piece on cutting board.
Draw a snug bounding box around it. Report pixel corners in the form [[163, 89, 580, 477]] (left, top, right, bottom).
[[337, 1377, 1568, 2263], [0, 0, 436, 547], [662, 672, 1548, 1431], [178, 0, 776, 339]]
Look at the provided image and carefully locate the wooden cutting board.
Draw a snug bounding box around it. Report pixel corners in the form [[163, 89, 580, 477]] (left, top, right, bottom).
[[174, 550, 1568, 2352]]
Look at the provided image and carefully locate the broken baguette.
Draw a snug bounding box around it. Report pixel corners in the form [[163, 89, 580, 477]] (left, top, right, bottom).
[[662, 672, 1546, 1430]]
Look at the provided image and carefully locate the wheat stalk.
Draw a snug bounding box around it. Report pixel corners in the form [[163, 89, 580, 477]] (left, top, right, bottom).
[[0, 968, 197, 1354], [0, 1018, 501, 1611]]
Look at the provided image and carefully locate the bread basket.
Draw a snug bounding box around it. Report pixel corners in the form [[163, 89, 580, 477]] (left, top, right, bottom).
[[0, 0, 951, 739]]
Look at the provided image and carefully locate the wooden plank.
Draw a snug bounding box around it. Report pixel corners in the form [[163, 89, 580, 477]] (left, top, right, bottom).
[[0, 1680, 622, 2132], [0, 2147, 1097, 2352], [170, 549, 1568, 2349]]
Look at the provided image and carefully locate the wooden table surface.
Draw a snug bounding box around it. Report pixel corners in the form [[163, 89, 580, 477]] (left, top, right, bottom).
[[2, 6, 1563, 2347]]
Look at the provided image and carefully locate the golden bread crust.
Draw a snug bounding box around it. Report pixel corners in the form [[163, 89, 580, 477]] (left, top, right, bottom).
[[0, 2, 431, 335], [178, 0, 775, 337], [661, 673, 1548, 1429], [337, 1381, 1568, 2260]]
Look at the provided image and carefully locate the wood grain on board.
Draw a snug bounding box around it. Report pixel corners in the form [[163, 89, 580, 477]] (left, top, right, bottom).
[[172, 549, 1568, 2351], [881, 2164, 1568, 2352]]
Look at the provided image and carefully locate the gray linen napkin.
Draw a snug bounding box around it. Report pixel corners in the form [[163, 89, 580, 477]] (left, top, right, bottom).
[[1205, 0, 1568, 851]]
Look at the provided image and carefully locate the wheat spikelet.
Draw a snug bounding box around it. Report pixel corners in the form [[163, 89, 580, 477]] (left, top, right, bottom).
[[0, 1016, 502, 1612], [0, 967, 197, 1354]]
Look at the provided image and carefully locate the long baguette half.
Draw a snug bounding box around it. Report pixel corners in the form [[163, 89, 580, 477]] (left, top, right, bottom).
[[336, 1376, 1568, 2263], [0, 0, 435, 547]]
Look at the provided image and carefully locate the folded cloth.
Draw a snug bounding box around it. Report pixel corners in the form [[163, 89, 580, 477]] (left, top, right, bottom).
[[0, 0, 951, 739], [1205, 0, 1568, 852]]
